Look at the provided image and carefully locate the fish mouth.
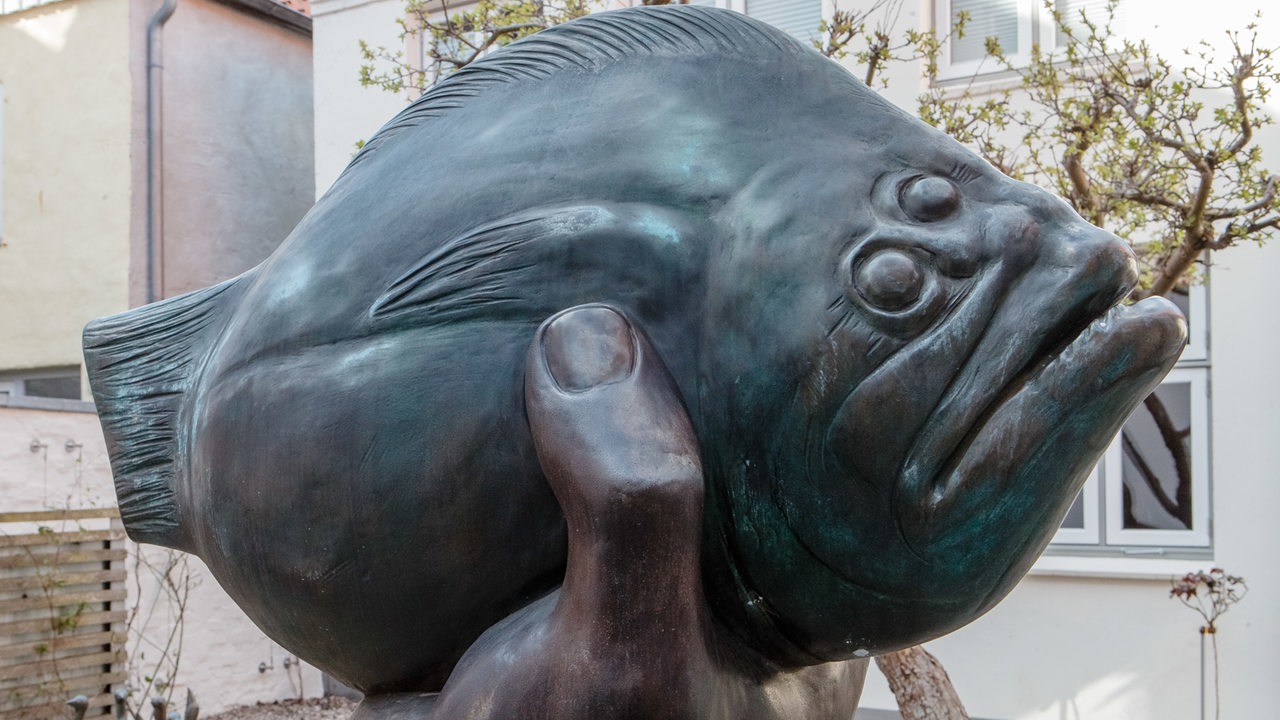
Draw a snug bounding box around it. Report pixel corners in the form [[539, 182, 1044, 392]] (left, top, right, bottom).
[[895, 293, 1187, 551]]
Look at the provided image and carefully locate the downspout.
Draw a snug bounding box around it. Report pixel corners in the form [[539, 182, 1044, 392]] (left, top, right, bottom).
[[146, 0, 178, 304]]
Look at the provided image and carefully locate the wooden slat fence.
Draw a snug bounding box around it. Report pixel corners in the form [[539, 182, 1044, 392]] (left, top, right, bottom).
[[0, 509, 126, 719]]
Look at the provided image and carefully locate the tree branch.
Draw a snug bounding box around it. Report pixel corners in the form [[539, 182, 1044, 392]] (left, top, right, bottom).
[[1106, 89, 1194, 158], [876, 647, 969, 720], [1224, 37, 1257, 156], [1063, 150, 1098, 222], [1245, 214, 1280, 233], [1206, 174, 1278, 220], [1117, 188, 1189, 212], [1148, 239, 1206, 299]]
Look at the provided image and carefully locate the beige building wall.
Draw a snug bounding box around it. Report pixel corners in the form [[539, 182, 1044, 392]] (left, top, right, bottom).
[[134, 0, 315, 301], [0, 0, 133, 377]]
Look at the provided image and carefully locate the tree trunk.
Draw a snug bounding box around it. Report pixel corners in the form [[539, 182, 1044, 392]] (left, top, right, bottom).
[[875, 646, 969, 720]]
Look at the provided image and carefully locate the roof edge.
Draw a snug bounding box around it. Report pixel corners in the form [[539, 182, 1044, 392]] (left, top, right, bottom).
[[213, 0, 311, 36]]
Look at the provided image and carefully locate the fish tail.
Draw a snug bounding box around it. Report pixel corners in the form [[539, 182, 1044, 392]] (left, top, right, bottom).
[[82, 276, 244, 550]]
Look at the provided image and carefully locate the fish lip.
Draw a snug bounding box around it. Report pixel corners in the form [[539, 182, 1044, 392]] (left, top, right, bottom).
[[895, 279, 1130, 498], [897, 293, 1187, 540]]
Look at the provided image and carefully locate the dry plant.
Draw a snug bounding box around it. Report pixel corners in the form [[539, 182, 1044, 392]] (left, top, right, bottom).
[[1170, 568, 1248, 720], [115, 545, 198, 719]]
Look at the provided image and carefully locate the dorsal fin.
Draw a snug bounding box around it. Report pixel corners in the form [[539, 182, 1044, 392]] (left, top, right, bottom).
[[83, 276, 244, 550], [342, 6, 796, 175]]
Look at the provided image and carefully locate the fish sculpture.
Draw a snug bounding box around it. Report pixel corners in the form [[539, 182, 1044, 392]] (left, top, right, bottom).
[[84, 5, 1186, 717]]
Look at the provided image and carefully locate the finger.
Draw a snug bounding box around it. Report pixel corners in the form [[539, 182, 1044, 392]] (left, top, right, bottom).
[[524, 304, 702, 519]]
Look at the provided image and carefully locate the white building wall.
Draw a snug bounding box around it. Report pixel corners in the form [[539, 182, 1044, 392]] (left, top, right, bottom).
[[1, 402, 324, 715], [0, 404, 115, 510], [305, 1, 1279, 718], [312, 0, 412, 196]]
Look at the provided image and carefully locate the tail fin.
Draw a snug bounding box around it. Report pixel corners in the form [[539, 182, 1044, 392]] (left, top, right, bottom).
[[83, 277, 244, 550]]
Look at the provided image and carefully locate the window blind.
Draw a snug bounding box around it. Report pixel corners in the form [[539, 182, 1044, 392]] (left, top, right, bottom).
[[746, 0, 823, 42], [1055, 0, 1125, 45], [949, 0, 1020, 63]]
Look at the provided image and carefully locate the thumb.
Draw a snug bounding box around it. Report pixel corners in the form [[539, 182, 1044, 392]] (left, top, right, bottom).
[[523, 304, 702, 519]]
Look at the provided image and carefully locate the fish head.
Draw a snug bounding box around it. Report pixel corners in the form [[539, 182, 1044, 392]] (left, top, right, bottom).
[[694, 63, 1187, 662]]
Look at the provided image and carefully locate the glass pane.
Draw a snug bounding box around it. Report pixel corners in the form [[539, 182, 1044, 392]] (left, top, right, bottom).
[[747, 0, 823, 42], [1055, 0, 1122, 46], [24, 375, 81, 400], [951, 0, 1020, 64], [1060, 490, 1085, 529], [1120, 382, 1192, 530]]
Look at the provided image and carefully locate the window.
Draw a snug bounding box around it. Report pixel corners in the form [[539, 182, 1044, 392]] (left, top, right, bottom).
[[1050, 282, 1211, 556], [940, 0, 1034, 76], [0, 368, 83, 401], [935, 0, 1127, 79], [689, 0, 824, 43]]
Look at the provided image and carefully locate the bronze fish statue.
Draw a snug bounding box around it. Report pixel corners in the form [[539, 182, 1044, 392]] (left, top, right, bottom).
[[84, 4, 1186, 707]]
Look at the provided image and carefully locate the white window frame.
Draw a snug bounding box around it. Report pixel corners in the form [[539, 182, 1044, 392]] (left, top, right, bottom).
[[934, 0, 1037, 80], [934, 0, 1128, 81], [687, 0, 748, 15], [1042, 0, 1129, 55], [405, 2, 493, 95], [689, 0, 825, 43], [0, 367, 84, 401], [1104, 367, 1211, 548], [1173, 280, 1208, 363], [1049, 267, 1210, 557], [1048, 364, 1211, 556], [1, 0, 70, 13]]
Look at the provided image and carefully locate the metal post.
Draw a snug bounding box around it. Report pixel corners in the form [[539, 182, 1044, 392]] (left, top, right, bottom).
[[1200, 625, 1207, 720], [66, 695, 89, 720]]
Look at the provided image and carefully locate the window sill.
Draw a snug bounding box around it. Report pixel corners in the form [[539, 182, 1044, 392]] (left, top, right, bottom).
[[0, 394, 96, 414], [926, 68, 1026, 101], [1031, 553, 1214, 580]]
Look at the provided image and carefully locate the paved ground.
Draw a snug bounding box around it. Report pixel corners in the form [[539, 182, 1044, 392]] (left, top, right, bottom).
[[205, 697, 357, 720]]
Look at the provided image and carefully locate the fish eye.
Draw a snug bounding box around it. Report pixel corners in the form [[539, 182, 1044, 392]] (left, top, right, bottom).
[[900, 176, 960, 222], [853, 249, 924, 312]]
